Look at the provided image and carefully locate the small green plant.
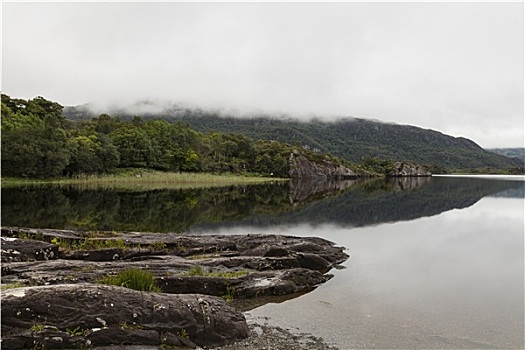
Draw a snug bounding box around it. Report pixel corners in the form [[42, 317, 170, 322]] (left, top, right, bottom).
[[17, 232, 33, 240], [214, 270, 249, 278], [159, 329, 190, 349], [31, 324, 45, 332], [51, 237, 129, 252], [66, 326, 86, 336], [1, 282, 25, 290], [119, 321, 142, 330], [149, 242, 167, 251], [222, 286, 235, 302], [175, 240, 187, 253], [79, 238, 128, 250], [50, 237, 78, 250], [180, 266, 205, 276], [177, 328, 189, 339], [97, 268, 162, 292], [32, 340, 46, 350], [35, 231, 44, 241]]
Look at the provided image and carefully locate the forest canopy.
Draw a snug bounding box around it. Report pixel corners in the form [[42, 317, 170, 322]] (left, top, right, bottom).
[[1, 94, 354, 179]]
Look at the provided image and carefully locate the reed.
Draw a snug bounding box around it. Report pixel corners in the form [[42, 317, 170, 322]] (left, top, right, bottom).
[[1, 169, 288, 189]]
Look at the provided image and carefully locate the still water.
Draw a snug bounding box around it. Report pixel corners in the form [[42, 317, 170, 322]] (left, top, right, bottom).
[[192, 176, 525, 349], [2, 175, 524, 349]]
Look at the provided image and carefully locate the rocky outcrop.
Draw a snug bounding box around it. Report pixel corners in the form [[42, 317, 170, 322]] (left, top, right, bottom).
[[288, 151, 361, 179], [387, 162, 432, 177], [1, 227, 348, 349], [1, 284, 248, 349], [159, 268, 330, 299], [1, 230, 347, 300]]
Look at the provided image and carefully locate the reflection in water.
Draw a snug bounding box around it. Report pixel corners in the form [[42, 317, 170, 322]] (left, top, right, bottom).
[[389, 176, 431, 190], [246, 196, 524, 349], [289, 178, 361, 203], [2, 176, 523, 348], [192, 176, 524, 231], [2, 177, 523, 232], [1, 183, 290, 232]]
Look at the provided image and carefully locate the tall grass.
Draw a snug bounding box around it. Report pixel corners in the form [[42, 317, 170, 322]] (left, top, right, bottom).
[[1, 169, 287, 189]]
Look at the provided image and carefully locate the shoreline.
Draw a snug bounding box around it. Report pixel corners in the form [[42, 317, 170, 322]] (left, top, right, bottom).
[[207, 321, 339, 350], [1, 227, 348, 349], [1, 170, 288, 189]]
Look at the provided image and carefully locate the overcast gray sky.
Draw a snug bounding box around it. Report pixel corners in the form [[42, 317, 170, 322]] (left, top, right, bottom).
[[2, 1, 523, 148]]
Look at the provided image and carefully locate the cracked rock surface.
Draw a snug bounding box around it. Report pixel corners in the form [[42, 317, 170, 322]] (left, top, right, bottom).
[[1, 227, 348, 349], [1, 284, 248, 349]]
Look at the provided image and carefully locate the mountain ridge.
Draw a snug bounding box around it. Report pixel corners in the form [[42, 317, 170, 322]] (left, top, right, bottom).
[[488, 148, 525, 163], [63, 104, 522, 172]]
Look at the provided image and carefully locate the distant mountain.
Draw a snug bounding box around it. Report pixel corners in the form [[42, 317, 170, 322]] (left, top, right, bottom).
[[63, 104, 522, 171], [488, 148, 525, 163]]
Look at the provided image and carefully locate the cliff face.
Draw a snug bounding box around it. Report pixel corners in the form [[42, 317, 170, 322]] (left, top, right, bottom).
[[387, 162, 432, 177], [288, 151, 360, 179]]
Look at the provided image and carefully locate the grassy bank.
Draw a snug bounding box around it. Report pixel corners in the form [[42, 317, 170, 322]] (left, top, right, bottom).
[[1, 169, 288, 190]]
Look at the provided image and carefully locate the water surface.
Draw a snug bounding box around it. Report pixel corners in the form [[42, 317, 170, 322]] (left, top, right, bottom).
[[2, 175, 523, 349], [196, 176, 525, 349], [242, 195, 523, 349]]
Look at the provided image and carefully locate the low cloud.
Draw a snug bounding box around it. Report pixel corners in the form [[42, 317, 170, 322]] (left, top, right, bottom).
[[3, 2, 523, 148]]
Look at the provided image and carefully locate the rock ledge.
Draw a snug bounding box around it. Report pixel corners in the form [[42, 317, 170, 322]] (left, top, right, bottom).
[[1, 227, 348, 349]]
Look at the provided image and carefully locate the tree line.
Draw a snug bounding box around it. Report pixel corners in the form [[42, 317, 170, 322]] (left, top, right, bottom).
[[115, 109, 521, 172], [1, 94, 338, 179]]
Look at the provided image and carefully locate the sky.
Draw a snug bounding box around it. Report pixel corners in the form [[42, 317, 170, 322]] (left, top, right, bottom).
[[2, 1, 524, 148]]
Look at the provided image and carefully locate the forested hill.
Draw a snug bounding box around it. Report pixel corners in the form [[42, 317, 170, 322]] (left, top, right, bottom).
[[1, 94, 366, 179], [488, 148, 525, 163], [64, 104, 522, 172]]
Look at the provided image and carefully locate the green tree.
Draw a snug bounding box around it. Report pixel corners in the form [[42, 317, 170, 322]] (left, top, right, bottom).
[[110, 124, 153, 168], [1, 95, 70, 178]]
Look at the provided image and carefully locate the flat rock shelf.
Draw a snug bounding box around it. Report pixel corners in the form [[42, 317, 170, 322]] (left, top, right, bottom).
[[1, 227, 348, 349]]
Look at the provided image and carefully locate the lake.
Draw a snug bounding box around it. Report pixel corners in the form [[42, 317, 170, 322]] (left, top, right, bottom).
[[2, 175, 524, 349]]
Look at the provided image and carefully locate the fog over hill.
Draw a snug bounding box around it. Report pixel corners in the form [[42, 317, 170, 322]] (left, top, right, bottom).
[[4, 3, 522, 148], [63, 102, 522, 172]]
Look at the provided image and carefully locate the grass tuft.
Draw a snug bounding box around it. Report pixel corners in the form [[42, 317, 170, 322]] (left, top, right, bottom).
[[1, 282, 26, 290], [97, 268, 162, 292]]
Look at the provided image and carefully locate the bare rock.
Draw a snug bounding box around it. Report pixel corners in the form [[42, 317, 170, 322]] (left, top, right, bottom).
[[158, 268, 331, 299], [387, 162, 432, 177], [1, 237, 58, 263], [1, 230, 348, 301], [289, 153, 359, 180], [1, 284, 248, 349]]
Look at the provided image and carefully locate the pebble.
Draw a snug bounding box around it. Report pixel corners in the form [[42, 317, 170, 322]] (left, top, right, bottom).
[[205, 323, 339, 350]]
